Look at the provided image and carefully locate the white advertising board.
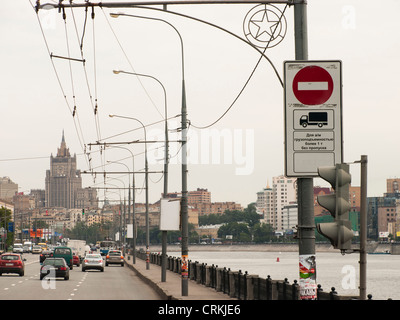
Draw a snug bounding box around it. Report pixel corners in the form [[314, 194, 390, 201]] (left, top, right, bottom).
[[160, 198, 181, 231]]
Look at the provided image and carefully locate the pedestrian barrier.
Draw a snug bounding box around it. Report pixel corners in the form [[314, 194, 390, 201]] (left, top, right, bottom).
[[134, 249, 367, 300]]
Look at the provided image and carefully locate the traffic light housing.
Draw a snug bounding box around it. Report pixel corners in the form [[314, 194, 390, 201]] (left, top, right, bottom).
[[316, 163, 354, 252]]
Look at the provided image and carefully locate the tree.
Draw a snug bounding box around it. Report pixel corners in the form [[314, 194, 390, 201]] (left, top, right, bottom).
[[252, 223, 274, 243], [218, 222, 251, 242]]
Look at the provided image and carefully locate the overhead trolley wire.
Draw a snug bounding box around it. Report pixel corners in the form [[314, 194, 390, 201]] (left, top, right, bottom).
[[100, 7, 165, 119], [30, 0, 87, 157]]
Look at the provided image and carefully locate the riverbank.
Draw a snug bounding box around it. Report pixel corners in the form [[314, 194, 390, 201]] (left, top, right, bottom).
[[143, 243, 334, 253], [142, 242, 394, 254]]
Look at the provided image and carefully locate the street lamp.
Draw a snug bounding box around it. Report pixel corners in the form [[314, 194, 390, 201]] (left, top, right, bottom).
[[107, 160, 131, 254], [111, 12, 189, 295], [112, 68, 170, 281], [109, 114, 150, 270], [107, 145, 136, 264]]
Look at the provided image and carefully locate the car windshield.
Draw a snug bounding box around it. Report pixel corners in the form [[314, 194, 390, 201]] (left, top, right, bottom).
[[14, 244, 23, 247], [33, 246, 41, 249], [86, 254, 101, 259], [55, 248, 71, 254], [109, 252, 121, 256], [43, 259, 65, 266], [1, 255, 19, 261]]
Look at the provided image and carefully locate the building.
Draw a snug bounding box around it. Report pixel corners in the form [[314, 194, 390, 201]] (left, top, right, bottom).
[[166, 188, 242, 217], [256, 176, 297, 232], [272, 176, 297, 232], [387, 178, 400, 194], [256, 184, 273, 225], [0, 177, 18, 201], [195, 202, 243, 216], [282, 204, 298, 234], [45, 132, 97, 209]]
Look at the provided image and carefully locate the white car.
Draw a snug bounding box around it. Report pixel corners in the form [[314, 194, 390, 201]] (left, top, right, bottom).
[[12, 244, 24, 254], [31, 245, 42, 254]]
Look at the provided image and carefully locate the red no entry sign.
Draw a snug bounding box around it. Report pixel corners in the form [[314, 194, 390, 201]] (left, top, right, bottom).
[[292, 65, 334, 106]]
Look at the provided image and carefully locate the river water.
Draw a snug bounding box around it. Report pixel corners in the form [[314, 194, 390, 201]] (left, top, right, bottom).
[[168, 250, 400, 300]]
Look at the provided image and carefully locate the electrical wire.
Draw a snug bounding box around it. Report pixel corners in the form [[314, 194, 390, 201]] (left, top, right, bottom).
[[189, 3, 289, 129], [29, 0, 87, 157], [100, 7, 165, 119]]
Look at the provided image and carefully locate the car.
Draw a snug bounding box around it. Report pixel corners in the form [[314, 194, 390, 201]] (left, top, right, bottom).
[[12, 243, 24, 254], [32, 245, 42, 254], [23, 245, 30, 253], [73, 254, 80, 267], [82, 253, 104, 272], [40, 250, 53, 264], [0, 253, 26, 276], [40, 258, 70, 280], [105, 250, 124, 267], [53, 246, 73, 270]]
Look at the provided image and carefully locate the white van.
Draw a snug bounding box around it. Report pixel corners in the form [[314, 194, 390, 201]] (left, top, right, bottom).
[[23, 241, 33, 253]]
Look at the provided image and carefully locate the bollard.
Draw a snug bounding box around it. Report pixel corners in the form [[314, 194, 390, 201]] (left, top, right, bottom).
[[330, 287, 338, 300], [317, 284, 323, 300], [266, 275, 272, 300], [292, 279, 300, 300]]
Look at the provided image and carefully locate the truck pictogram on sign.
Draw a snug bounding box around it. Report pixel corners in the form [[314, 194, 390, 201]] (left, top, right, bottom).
[[299, 112, 328, 128]]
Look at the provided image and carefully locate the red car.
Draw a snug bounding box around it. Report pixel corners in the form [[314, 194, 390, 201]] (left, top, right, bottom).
[[73, 254, 80, 267], [0, 253, 25, 276]]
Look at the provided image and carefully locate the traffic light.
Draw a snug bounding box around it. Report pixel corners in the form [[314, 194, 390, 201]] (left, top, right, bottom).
[[316, 163, 354, 252], [82, 208, 85, 215]]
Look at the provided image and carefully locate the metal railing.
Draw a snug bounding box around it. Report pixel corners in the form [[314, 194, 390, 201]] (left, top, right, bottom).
[[134, 250, 368, 300]]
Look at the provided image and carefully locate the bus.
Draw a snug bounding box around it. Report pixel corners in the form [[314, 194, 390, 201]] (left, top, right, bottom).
[[99, 241, 116, 256]]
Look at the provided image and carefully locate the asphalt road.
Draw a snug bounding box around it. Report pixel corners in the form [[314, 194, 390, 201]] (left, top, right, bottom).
[[0, 252, 162, 300]]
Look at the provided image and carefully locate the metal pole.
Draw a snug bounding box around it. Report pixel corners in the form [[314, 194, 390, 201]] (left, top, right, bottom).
[[145, 148, 150, 270], [132, 165, 136, 264], [359, 155, 367, 300], [294, 0, 316, 300], [161, 3, 169, 284], [181, 79, 189, 296]]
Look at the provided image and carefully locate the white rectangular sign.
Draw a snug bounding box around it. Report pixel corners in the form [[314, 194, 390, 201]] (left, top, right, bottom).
[[284, 60, 343, 177], [127, 224, 134, 239], [160, 198, 181, 231]]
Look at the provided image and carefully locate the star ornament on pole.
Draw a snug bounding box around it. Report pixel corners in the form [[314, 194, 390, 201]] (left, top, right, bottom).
[[243, 4, 287, 49]]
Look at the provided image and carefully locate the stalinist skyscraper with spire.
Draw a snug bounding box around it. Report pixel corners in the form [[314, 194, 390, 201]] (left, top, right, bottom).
[[45, 132, 97, 209]]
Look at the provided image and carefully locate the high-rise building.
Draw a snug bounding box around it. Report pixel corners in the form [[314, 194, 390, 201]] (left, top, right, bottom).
[[45, 132, 97, 209], [256, 183, 273, 225], [0, 177, 18, 201], [256, 176, 297, 232]]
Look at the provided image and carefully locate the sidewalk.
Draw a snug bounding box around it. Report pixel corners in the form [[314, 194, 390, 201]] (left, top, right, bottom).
[[124, 255, 236, 300]]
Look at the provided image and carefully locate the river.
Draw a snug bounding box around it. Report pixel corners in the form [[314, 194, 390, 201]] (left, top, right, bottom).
[[159, 246, 400, 300]]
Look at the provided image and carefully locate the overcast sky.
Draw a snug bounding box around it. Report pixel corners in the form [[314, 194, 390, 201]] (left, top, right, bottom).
[[1, 0, 399, 207]]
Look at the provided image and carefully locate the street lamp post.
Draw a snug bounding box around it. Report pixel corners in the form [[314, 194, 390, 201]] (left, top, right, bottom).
[[107, 145, 136, 264], [107, 160, 131, 255], [111, 12, 189, 296], [109, 114, 150, 270], [112, 69, 169, 281]]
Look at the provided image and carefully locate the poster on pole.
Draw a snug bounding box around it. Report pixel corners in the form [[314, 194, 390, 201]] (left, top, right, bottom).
[[299, 254, 317, 300], [160, 198, 181, 231]]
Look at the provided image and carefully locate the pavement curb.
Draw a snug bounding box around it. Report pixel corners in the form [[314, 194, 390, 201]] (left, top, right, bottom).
[[125, 260, 174, 300]]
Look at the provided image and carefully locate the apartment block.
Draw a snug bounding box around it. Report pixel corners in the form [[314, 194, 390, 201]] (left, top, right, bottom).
[[256, 175, 297, 232]]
